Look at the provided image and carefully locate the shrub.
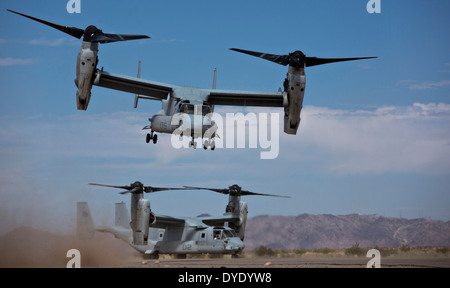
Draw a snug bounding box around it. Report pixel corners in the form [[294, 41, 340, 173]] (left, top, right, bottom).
[[345, 242, 365, 256]]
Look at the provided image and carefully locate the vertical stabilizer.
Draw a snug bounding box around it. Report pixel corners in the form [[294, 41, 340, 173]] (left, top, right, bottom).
[[115, 202, 130, 228], [77, 202, 95, 238]]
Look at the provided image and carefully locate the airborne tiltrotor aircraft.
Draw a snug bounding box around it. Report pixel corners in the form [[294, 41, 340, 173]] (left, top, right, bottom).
[[8, 9, 376, 149], [78, 182, 289, 259]]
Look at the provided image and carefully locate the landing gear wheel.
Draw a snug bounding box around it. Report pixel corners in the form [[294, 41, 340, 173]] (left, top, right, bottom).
[[146, 132, 157, 144], [203, 139, 215, 150], [144, 252, 159, 260]]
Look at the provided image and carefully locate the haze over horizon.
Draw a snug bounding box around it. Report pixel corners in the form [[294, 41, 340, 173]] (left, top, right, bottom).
[[1, 0, 449, 235]]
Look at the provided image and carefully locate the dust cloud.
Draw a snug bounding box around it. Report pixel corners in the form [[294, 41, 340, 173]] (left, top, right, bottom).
[[0, 226, 137, 268]]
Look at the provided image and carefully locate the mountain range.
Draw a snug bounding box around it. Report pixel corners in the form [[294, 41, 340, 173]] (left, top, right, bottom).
[[244, 213, 450, 250]]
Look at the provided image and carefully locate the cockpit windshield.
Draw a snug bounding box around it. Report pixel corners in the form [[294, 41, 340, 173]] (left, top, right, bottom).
[[223, 229, 238, 238], [179, 104, 211, 116], [179, 104, 194, 114], [213, 227, 238, 240]]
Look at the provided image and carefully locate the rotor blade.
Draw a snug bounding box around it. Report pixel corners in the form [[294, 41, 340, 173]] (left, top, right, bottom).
[[230, 48, 290, 66], [183, 186, 290, 198], [306, 56, 377, 67], [89, 183, 131, 190], [92, 33, 151, 44], [183, 186, 229, 194], [7, 9, 85, 39], [143, 186, 188, 193], [119, 187, 141, 195], [240, 190, 291, 198]]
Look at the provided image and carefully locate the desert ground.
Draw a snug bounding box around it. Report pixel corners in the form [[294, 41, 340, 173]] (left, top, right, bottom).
[[126, 254, 450, 268], [0, 227, 448, 268]]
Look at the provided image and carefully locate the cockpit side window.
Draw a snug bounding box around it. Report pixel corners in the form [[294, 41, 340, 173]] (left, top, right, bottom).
[[213, 229, 223, 240]]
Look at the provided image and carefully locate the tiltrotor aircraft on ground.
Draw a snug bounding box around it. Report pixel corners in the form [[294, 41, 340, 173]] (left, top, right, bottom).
[[8, 10, 376, 149], [78, 182, 289, 259]]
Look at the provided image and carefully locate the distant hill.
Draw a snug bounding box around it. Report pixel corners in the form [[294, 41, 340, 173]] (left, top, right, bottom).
[[244, 214, 450, 250]]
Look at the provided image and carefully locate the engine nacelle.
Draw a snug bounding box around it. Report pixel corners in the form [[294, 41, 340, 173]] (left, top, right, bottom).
[[75, 42, 98, 110], [151, 115, 179, 133], [227, 200, 248, 241], [283, 66, 306, 135], [134, 198, 151, 245]]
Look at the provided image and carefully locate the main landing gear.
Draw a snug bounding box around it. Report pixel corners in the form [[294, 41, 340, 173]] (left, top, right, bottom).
[[146, 131, 157, 144], [203, 139, 215, 150], [188, 139, 215, 150], [145, 131, 216, 150]]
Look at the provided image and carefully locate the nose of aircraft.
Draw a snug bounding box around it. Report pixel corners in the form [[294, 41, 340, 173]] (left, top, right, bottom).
[[225, 239, 245, 252], [192, 115, 204, 135], [177, 114, 205, 137]]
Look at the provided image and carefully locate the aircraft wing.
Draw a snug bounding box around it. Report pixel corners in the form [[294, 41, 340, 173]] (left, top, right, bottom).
[[94, 69, 286, 107], [150, 214, 186, 229], [94, 70, 175, 100], [199, 214, 241, 227], [150, 214, 241, 229], [206, 89, 286, 107]]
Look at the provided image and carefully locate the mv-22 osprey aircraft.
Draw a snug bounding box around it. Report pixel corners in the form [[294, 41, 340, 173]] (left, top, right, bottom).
[[8, 10, 376, 149], [78, 182, 289, 259]]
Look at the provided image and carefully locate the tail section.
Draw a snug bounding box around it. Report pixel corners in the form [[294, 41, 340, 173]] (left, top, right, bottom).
[[76, 202, 95, 238], [115, 202, 130, 228]]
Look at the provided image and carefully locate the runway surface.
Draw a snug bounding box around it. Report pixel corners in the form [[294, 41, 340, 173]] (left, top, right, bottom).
[[128, 255, 450, 268]]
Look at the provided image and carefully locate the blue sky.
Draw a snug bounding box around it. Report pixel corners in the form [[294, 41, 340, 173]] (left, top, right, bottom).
[[1, 0, 449, 235]]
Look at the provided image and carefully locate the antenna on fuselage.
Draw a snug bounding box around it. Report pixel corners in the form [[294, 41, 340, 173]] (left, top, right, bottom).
[[133, 60, 142, 108], [212, 67, 217, 89]]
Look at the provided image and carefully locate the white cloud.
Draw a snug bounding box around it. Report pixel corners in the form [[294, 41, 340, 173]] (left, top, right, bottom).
[[283, 103, 450, 175], [407, 80, 450, 90], [0, 58, 35, 66], [27, 38, 66, 46], [2, 103, 450, 178]]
